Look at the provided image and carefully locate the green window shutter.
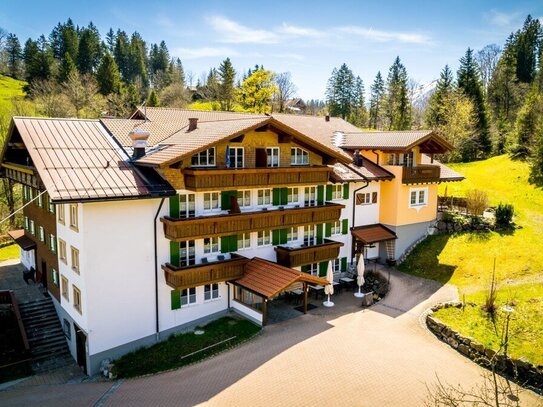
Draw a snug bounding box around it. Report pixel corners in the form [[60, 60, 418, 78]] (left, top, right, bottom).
[[301, 265, 309, 272], [341, 257, 347, 272], [272, 229, 280, 245], [343, 183, 350, 199], [319, 261, 328, 277], [317, 185, 324, 205], [272, 188, 281, 206], [171, 290, 181, 310], [326, 185, 333, 201], [170, 241, 180, 267], [221, 191, 237, 210], [281, 188, 288, 205], [325, 223, 332, 238], [221, 235, 238, 253], [280, 228, 288, 244], [342, 219, 349, 235], [169, 195, 179, 218], [316, 224, 323, 244]]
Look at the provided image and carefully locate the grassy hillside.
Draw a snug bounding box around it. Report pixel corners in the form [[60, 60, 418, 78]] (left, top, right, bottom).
[[0, 75, 26, 109]]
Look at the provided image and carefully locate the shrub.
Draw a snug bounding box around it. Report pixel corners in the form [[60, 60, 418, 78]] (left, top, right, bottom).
[[465, 189, 489, 216], [495, 203, 514, 228]]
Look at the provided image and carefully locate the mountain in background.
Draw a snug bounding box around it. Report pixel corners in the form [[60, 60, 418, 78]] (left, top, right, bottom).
[[411, 79, 437, 109]]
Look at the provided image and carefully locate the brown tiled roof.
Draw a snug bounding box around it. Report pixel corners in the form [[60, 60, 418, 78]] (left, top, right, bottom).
[[420, 154, 465, 182], [339, 130, 453, 152], [7, 229, 36, 251], [235, 258, 328, 298], [11, 117, 174, 202], [330, 161, 394, 182], [351, 224, 397, 244]]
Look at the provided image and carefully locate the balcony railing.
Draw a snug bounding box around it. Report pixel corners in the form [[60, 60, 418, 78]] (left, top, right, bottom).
[[1, 162, 40, 188], [163, 254, 249, 290], [161, 203, 344, 241], [275, 239, 344, 267], [182, 166, 331, 191], [402, 165, 441, 184]]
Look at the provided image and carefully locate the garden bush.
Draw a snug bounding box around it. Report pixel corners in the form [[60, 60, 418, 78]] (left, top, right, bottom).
[[495, 203, 514, 228]]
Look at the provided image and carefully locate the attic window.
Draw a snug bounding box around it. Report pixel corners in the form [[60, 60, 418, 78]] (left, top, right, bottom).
[[191, 148, 216, 167], [291, 148, 309, 166]]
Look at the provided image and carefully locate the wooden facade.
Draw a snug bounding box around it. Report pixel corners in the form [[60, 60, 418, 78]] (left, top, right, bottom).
[[161, 203, 344, 241], [402, 164, 441, 184], [163, 254, 249, 290], [182, 166, 331, 191], [274, 239, 344, 267]]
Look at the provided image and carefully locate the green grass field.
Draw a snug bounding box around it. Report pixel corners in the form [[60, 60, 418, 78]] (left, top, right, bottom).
[[0, 75, 26, 107], [0, 244, 19, 262], [399, 155, 543, 364]]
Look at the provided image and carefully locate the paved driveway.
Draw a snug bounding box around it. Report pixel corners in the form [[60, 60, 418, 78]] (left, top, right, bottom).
[[1, 268, 540, 406]]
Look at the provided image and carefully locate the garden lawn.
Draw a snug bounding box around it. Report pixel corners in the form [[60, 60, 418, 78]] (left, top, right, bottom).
[[399, 155, 543, 365], [113, 316, 260, 378], [0, 75, 26, 109], [0, 244, 19, 262]]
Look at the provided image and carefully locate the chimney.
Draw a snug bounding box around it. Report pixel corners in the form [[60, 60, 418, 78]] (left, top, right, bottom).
[[353, 150, 363, 167], [188, 118, 198, 131], [325, 114, 330, 122], [129, 128, 150, 160]]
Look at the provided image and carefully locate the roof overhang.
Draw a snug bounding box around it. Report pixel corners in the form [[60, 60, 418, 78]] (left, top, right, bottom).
[[342, 131, 454, 154], [7, 229, 36, 251], [351, 224, 397, 245]]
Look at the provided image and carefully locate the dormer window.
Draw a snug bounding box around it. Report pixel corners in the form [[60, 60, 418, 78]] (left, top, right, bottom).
[[191, 148, 216, 167], [291, 147, 309, 166]]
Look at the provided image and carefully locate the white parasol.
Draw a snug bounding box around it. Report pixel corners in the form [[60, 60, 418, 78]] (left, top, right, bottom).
[[354, 255, 365, 298], [323, 262, 335, 307]]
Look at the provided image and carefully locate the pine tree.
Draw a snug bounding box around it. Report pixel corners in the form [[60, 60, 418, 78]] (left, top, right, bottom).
[[59, 19, 79, 65], [146, 89, 160, 107], [218, 57, 236, 111], [384, 57, 411, 130], [114, 30, 130, 81], [325, 63, 355, 120], [59, 52, 77, 82], [105, 28, 115, 53], [350, 76, 367, 127], [457, 48, 491, 157], [5, 33, 23, 79], [369, 71, 385, 129], [77, 22, 102, 74], [127, 32, 149, 88], [96, 52, 121, 95], [425, 65, 454, 128], [24, 36, 53, 82], [515, 15, 542, 84]]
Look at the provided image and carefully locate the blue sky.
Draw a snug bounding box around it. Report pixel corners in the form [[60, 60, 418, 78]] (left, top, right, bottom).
[[1, 0, 542, 99]]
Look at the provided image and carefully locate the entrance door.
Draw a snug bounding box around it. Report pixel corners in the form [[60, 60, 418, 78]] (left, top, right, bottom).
[[75, 325, 87, 374], [41, 260, 47, 289]]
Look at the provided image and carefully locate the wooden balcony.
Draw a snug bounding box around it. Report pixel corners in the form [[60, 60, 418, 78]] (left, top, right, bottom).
[[1, 162, 40, 188], [182, 166, 331, 191], [163, 254, 249, 290], [162, 203, 344, 241], [275, 239, 344, 267], [402, 165, 441, 184]]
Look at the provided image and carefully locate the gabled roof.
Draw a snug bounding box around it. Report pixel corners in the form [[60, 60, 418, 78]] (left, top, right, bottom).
[[339, 130, 454, 153], [235, 257, 328, 298], [420, 154, 465, 182], [330, 161, 394, 183], [352, 224, 397, 244], [6, 117, 174, 202]]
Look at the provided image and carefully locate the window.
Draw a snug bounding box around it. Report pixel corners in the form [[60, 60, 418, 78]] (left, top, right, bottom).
[[37, 193, 43, 208], [332, 258, 341, 273], [48, 199, 56, 214], [203, 237, 219, 254], [228, 147, 244, 168], [48, 234, 57, 253], [204, 283, 219, 301], [237, 190, 251, 208], [304, 186, 317, 207], [191, 148, 216, 167], [330, 220, 341, 236], [39, 226, 45, 243], [356, 192, 378, 205], [257, 189, 271, 206], [257, 230, 271, 246], [69, 204, 78, 231], [57, 204, 65, 225], [409, 187, 428, 207], [24, 216, 29, 231], [234, 286, 263, 311], [388, 151, 414, 166], [179, 194, 195, 218], [286, 227, 298, 243], [51, 268, 59, 287], [59, 239, 67, 263], [29, 220, 35, 235], [73, 285, 82, 314], [22, 186, 28, 201], [331, 184, 343, 200], [71, 246, 80, 274], [63, 319, 71, 339], [291, 147, 309, 165], [266, 147, 279, 167], [305, 263, 318, 276], [237, 233, 251, 250], [304, 225, 316, 245], [181, 287, 197, 306], [61, 276, 69, 300], [180, 240, 196, 267], [287, 187, 299, 205], [203, 192, 220, 211]]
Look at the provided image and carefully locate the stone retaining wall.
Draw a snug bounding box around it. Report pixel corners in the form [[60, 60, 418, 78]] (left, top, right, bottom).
[[426, 302, 543, 393]]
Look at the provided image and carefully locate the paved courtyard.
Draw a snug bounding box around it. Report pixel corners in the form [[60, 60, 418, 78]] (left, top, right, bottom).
[[0, 264, 541, 407]]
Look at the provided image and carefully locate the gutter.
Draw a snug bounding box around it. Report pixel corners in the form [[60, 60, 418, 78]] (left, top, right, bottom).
[[154, 197, 166, 341], [351, 180, 369, 263]]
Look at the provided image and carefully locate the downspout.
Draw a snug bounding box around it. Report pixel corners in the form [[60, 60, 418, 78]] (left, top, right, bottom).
[[154, 197, 165, 341], [351, 180, 369, 263]]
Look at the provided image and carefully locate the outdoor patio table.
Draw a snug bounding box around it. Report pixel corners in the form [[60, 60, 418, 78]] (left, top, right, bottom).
[[339, 277, 355, 291], [310, 284, 324, 299]]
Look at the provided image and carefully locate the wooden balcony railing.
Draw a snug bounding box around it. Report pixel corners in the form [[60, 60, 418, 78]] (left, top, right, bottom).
[[274, 239, 344, 267], [163, 254, 249, 290], [161, 203, 344, 241], [1, 163, 40, 188], [402, 165, 441, 184], [182, 166, 331, 191]]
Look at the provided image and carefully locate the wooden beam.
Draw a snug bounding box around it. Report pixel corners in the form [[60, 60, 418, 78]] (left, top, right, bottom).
[[303, 282, 308, 314], [262, 298, 268, 326]]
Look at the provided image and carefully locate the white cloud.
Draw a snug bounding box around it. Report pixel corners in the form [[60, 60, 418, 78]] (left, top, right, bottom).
[[276, 23, 324, 38], [172, 47, 239, 59], [486, 9, 523, 27], [207, 16, 279, 44], [338, 26, 433, 45]]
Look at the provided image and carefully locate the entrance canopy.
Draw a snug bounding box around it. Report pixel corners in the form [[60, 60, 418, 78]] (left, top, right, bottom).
[[351, 224, 397, 245], [7, 229, 36, 251], [234, 257, 328, 299]]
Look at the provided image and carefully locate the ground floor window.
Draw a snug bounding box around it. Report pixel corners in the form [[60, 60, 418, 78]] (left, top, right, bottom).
[[303, 263, 318, 276], [409, 187, 428, 208], [181, 287, 197, 306], [332, 258, 341, 273], [234, 285, 263, 312], [204, 283, 219, 301]]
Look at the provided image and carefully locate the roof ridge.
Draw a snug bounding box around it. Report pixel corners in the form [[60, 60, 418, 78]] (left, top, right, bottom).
[[138, 106, 268, 116], [13, 116, 100, 122]]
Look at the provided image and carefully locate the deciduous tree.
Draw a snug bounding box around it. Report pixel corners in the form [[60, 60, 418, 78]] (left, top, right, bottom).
[[239, 69, 277, 113]]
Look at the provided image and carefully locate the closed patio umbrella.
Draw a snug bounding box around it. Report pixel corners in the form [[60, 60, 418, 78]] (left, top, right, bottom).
[[323, 262, 335, 307], [354, 255, 365, 298]]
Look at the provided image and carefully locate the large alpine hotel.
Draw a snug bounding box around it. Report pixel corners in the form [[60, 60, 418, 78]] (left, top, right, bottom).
[[1, 107, 463, 374]]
